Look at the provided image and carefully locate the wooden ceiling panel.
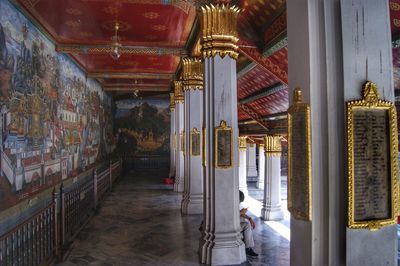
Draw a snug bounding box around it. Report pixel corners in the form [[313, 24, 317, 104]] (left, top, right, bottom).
[[70, 53, 180, 73], [16, 0, 196, 47], [247, 89, 289, 116], [237, 65, 280, 99]]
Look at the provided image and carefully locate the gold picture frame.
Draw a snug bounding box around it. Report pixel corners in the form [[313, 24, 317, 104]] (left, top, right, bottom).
[[191, 128, 201, 156], [214, 120, 233, 169], [287, 88, 312, 221], [347, 81, 398, 230]]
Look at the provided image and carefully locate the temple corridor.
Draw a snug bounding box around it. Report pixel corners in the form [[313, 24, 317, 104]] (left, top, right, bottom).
[[59, 170, 289, 266]]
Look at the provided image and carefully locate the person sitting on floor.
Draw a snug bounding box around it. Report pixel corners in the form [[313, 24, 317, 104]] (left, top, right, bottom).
[[239, 190, 258, 257]]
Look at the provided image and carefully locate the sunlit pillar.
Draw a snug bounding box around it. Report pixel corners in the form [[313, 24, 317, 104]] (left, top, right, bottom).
[[257, 143, 265, 189], [287, 1, 396, 264], [174, 81, 185, 193], [198, 4, 246, 265], [261, 136, 283, 221], [246, 142, 258, 179], [238, 136, 248, 195], [168, 93, 176, 178], [181, 58, 204, 215]]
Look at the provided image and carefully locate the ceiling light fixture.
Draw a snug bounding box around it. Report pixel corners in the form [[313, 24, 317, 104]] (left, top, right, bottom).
[[110, 22, 122, 60]]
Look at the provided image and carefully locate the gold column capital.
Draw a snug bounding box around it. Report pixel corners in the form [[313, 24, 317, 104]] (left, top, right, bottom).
[[170, 93, 176, 110], [238, 136, 247, 150], [264, 135, 282, 157], [200, 4, 240, 60], [174, 81, 184, 103], [182, 57, 203, 90]]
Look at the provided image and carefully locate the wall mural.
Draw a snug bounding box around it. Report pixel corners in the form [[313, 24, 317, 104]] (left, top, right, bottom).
[[0, 0, 114, 211], [114, 96, 170, 157]]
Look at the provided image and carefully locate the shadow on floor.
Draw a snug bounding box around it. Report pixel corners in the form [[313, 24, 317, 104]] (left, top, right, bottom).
[[59, 170, 289, 266]]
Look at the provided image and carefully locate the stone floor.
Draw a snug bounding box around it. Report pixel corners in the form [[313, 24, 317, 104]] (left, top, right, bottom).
[[59, 170, 290, 266]]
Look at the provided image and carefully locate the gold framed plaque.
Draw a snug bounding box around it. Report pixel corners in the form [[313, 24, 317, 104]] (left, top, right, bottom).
[[202, 127, 206, 167], [191, 128, 201, 156], [214, 120, 233, 169], [347, 81, 398, 230], [287, 88, 312, 221]]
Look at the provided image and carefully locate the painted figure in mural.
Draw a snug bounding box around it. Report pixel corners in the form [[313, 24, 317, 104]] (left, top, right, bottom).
[[0, 23, 14, 99], [12, 41, 33, 93]]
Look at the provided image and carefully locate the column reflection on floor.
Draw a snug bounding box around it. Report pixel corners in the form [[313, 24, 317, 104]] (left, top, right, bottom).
[[60, 170, 289, 266]]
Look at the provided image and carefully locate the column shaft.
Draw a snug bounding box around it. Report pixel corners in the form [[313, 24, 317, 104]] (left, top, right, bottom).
[[246, 143, 258, 178], [169, 95, 176, 178], [198, 5, 245, 265], [174, 82, 185, 193], [261, 136, 283, 221], [257, 144, 265, 189], [181, 59, 203, 214], [238, 137, 248, 195]]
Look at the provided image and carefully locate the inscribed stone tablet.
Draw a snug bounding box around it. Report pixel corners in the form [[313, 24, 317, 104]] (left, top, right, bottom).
[[353, 108, 391, 221], [216, 129, 232, 168], [289, 110, 310, 219], [191, 131, 201, 156]]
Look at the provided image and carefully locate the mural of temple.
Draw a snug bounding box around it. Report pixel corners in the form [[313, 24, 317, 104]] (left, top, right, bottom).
[[1, 0, 400, 266], [0, 0, 114, 208]]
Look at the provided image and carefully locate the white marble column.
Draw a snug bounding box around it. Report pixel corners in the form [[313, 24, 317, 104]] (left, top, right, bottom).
[[198, 4, 246, 265], [246, 143, 258, 178], [238, 136, 248, 195], [261, 136, 283, 221], [287, 0, 396, 265], [174, 81, 185, 193], [257, 144, 265, 189], [181, 58, 203, 215], [168, 93, 176, 178]]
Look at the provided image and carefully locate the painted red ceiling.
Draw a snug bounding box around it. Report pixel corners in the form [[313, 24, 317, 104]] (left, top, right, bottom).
[[16, 0, 196, 47], [390, 1, 400, 37], [238, 108, 251, 121], [390, 1, 400, 91], [248, 89, 289, 116], [15, 0, 197, 96], [237, 0, 286, 44], [70, 53, 179, 73], [237, 65, 281, 99]]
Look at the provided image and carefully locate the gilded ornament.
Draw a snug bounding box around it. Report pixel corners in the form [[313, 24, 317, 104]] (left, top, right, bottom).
[[152, 25, 167, 31], [56, 45, 186, 56], [200, 4, 240, 60], [182, 57, 203, 90], [170, 93, 175, 110], [346, 81, 399, 230], [390, 2, 400, 11], [238, 136, 247, 151], [264, 135, 281, 157], [143, 12, 160, 19], [174, 81, 184, 103], [394, 19, 400, 28]]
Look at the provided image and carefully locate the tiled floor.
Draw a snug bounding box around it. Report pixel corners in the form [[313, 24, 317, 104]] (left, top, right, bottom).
[[60, 170, 290, 266]]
